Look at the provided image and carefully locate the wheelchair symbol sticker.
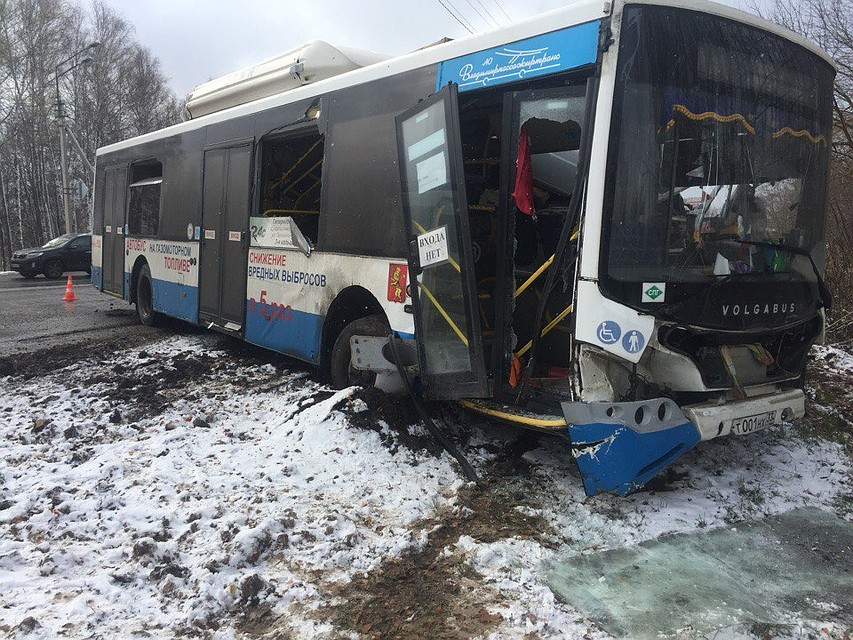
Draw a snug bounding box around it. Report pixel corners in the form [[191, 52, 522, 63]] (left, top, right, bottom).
[[623, 330, 645, 354], [596, 321, 621, 345]]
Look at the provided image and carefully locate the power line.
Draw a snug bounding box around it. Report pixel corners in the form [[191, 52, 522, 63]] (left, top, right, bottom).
[[446, 0, 478, 32], [436, 0, 476, 33], [491, 0, 512, 22], [469, 0, 501, 26], [463, 0, 499, 28]]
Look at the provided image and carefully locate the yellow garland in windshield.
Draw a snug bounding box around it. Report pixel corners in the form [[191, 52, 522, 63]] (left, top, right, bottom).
[[666, 104, 756, 135], [771, 127, 828, 145], [665, 105, 827, 146]]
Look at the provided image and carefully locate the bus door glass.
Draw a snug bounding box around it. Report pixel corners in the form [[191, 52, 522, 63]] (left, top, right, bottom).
[[494, 86, 587, 395], [395, 83, 488, 398], [199, 142, 252, 330], [102, 165, 127, 296]]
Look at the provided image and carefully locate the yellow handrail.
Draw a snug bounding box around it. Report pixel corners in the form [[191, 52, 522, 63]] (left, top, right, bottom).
[[294, 178, 321, 207], [418, 281, 468, 346], [515, 304, 573, 358], [515, 254, 554, 298], [284, 158, 323, 193], [513, 225, 579, 299], [273, 137, 324, 187]]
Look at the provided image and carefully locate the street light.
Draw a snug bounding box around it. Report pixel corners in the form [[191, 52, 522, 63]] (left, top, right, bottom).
[[54, 41, 100, 235]]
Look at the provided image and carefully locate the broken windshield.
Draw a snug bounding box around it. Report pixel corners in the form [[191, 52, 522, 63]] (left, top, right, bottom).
[[602, 6, 833, 297]]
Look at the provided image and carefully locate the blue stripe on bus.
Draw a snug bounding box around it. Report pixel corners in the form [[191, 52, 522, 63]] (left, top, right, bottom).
[[151, 277, 199, 323], [91, 265, 103, 290], [124, 272, 131, 301], [244, 302, 323, 364]]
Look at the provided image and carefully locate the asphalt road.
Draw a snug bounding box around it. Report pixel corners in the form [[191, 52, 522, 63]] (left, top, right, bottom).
[[0, 271, 151, 358], [0, 271, 91, 290]]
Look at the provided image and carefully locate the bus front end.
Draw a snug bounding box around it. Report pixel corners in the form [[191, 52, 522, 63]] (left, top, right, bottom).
[[568, 3, 834, 495]]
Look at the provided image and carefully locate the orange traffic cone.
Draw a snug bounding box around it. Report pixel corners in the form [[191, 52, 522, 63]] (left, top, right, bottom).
[[62, 275, 77, 302]]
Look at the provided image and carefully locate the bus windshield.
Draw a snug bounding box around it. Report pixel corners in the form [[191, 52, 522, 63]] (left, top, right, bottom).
[[603, 5, 834, 295]]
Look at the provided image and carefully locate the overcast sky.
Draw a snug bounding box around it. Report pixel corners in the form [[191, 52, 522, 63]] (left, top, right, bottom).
[[81, 0, 750, 98]]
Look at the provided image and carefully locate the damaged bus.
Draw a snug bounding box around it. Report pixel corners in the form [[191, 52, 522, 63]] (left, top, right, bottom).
[[92, 0, 835, 495]]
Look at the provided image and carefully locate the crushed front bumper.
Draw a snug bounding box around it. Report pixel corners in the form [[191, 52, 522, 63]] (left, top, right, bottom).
[[563, 399, 701, 497], [562, 389, 804, 497]]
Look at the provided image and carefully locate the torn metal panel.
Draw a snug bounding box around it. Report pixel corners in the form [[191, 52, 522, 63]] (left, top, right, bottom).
[[563, 399, 701, 496]]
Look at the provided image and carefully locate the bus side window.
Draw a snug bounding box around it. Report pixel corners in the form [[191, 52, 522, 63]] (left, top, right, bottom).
[[127, 160, 163, 237], [259, 133, 325, 245]]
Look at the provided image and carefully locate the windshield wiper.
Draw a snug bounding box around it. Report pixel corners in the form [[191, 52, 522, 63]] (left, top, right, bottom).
[[737, 239, 832, 311]]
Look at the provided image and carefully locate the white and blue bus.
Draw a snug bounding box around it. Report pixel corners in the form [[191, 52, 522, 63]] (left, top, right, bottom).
[[92, 0, 835, 495]]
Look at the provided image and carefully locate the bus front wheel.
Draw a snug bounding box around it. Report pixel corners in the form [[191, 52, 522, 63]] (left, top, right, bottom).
[[135, 264, 162, 327], [330, 314, 389, 389]]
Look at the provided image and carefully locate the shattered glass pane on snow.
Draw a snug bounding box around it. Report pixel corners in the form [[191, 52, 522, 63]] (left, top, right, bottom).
[[546, 508, 853, 639]]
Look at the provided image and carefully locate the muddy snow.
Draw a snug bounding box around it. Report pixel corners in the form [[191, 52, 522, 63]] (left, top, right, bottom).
[[0, 333, 850, 639]]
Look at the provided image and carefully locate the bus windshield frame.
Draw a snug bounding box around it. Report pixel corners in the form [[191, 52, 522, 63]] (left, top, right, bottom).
[[599, 4, 835, 329]]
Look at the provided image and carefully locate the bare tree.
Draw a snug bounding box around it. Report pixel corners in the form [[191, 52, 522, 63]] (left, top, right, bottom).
[[0, 0, 179, 267], [757, 0, 853, 342]]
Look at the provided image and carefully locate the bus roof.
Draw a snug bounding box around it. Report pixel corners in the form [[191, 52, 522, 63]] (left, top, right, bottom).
[[97, 0, 835, 157]]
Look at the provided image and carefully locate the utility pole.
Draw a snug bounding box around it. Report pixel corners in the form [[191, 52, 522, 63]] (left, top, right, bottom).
[[54, 41, 100, 235], [57, 104, 72, 233], [63, 124, 96, 232]]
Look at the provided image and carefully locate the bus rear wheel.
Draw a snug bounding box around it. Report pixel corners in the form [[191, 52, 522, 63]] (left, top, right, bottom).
[[330, 314, 390, 389], [135, 264, 162, 327]]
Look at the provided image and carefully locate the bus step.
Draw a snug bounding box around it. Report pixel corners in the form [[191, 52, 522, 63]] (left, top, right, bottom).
[[458, 399, 568, 432]]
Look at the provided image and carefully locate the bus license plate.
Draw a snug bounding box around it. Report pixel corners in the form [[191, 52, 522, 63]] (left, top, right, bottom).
[[731, 410, 777, 435]]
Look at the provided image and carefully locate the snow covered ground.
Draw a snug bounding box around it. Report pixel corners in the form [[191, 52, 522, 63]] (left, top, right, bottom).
[[0, 333, 850, 639]]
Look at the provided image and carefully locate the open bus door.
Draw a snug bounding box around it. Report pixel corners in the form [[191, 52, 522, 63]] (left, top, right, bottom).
[[491, 85, 588, 401], [395, 83, 488, 399]]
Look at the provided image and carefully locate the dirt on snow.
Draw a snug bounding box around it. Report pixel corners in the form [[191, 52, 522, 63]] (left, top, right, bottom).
[[0, 331, 851, 639]]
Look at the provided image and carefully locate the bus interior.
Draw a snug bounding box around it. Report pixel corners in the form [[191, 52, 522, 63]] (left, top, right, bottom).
[[456, 80, 587, 402]]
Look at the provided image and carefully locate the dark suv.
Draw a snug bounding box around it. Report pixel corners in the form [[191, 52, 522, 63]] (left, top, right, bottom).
[[11, 232, 92, 279]]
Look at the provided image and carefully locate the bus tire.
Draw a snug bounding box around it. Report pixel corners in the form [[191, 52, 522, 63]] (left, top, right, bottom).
[[135, 263, 162, 327], [330, 314, 389, 389]]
